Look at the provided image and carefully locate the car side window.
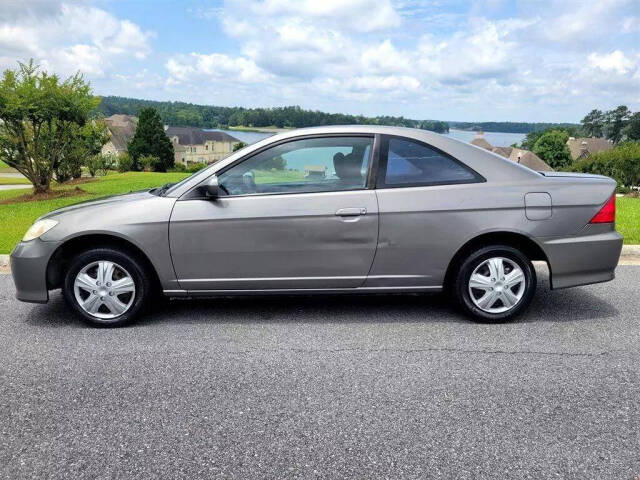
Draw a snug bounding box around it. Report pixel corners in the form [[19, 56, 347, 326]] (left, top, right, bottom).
[[218, 137, 372, 196], [380, 137, 479, 187]]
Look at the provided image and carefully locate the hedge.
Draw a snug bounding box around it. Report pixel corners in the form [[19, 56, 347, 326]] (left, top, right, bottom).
[[568, 142, 640, 189]]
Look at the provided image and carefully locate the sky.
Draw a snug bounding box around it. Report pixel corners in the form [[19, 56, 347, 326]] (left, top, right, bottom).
[[0, 0, 638, 122]]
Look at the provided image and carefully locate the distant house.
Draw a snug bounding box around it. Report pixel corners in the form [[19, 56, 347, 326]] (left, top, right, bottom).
[[471, 132, 553, 171], [304, 165, 326, 179], [165, 126, 241, 165], [507, 148, 553, 172], [470, 132, 494, 151], [566, 137, 613, 161], [102, 114, 138, 156]]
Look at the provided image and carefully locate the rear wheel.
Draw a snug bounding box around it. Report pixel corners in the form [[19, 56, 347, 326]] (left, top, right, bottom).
[[453, 245, 536, 322], [63, 248, 150, 327]]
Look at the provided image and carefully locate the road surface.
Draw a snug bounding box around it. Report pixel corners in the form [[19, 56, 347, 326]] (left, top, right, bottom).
[[0, 266, 638, 479]]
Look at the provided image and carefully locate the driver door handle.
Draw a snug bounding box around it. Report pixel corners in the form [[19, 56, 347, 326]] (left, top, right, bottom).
[[335, 207, 367, 217]]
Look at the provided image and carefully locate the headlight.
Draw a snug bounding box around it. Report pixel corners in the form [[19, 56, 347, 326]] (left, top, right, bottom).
[[22, 219, 58, 242]]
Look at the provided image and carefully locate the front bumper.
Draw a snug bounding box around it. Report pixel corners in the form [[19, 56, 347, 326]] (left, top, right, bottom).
[[541, 229, 623, 289], [10, 239, 61, 303]]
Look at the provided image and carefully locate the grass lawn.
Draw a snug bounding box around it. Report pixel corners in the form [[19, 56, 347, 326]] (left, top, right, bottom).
[[0, 172, 189, 253], [253, 169, 304, 183], [617, 197, 640, 245], [0, 176, 30, 185], [0, 160, 18, 173]]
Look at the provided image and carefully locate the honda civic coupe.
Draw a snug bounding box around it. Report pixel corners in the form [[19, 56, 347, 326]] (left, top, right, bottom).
[[11, 126, 622, 326]]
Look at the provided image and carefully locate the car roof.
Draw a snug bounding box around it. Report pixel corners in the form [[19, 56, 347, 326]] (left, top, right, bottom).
[[268, 124, 447, 143]]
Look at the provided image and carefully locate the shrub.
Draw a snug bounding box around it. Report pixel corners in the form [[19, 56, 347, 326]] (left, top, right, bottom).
[[139, 155, 158, 172], [569, 141, 640, 188], [171, 162, 186, 172], [233, 141, 248, 152], [117, 153, 134, 173], [186, 163, 207, 173], [85, 154, 114, 177]]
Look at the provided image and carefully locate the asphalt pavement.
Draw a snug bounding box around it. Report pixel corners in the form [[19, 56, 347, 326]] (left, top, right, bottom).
[[0, 266, 638, 479]]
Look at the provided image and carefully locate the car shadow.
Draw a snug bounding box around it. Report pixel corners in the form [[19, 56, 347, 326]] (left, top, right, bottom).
[[25, 271, 619, 329]]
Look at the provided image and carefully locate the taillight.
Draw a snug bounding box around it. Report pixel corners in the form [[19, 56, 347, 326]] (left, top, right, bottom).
[[589, 194, 616, 224]]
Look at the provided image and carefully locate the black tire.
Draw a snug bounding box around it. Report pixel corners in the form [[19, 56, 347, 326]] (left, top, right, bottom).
[[62, 247, 151, 327], [453, 245, 536, 323]]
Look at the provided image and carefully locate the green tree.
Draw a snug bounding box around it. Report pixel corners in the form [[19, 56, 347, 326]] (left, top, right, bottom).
[[520, 130, 545, 150], [622, 112, 640, 141], [127, 107, 174, 171], [581, 109, 605, 137], [262, 154, 286, 170], [521, 125, 581, 151], [532, 130, 573, 170], [56, 120, 110, 181], [233, 141, 247, 152], [603, 105, 631, 144], [0, 60, 100, 193]]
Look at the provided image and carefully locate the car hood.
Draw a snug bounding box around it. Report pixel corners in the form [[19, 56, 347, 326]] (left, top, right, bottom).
[[40, 190, 155, 221]]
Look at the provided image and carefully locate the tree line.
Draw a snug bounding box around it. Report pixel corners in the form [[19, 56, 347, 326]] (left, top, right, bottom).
[[95, 96, 450, 133], [449, 121, 580, 134]]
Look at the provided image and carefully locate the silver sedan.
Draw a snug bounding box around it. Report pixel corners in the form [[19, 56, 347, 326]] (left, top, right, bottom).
[[11, 126, 623, 326]]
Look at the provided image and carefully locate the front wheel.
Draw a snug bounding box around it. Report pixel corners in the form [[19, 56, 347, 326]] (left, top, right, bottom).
[[62, 248, 150, 327], [453, 245, 536, 322]]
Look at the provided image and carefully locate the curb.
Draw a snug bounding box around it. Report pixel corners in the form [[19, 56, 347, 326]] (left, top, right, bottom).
[[2, 245, 640, 272], [622, 245, 640, 256]]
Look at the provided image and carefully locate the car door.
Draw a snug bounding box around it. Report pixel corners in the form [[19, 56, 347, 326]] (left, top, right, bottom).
[[169, 135, 379, 291], [365, 134, 486, 289]]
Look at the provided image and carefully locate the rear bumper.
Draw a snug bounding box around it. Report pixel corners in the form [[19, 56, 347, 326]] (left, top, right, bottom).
[[10, 240, 61, 303], [541, 230, 623, 289]]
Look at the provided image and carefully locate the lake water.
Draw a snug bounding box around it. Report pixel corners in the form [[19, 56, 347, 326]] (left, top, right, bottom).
[[213, 128, 526, 148]]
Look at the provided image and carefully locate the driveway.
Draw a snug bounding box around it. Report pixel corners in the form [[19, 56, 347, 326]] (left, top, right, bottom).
[[0, 266, 638, 479]]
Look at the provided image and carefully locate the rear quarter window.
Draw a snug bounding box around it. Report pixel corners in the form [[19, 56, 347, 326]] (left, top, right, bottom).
[[379, 137, 482, 188]]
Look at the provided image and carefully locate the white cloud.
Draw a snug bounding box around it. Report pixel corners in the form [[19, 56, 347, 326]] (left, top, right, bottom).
[[517, 0, 631, 44], [416, 19, 516, 82], [166, 53, 270, 86], [159, 0, 639, 120], [0, 2, 153, 78], [3, 0, 637, 122], [588, 50, 636, 75], [621, 16, 640, 33], [232, 0, 401, 33]]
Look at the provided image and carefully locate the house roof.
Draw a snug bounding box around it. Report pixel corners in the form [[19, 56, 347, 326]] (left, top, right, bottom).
[[509, 148, 553, 171], [566, 137, 613, 160], [104, 114, 138, 152], [491, 146, 514, 158], [470, 137, 494, 151], [165, 126, 240, 145]]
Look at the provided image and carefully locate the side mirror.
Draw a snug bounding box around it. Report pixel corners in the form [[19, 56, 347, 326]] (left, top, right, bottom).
[[205, 175, 221, 199]]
